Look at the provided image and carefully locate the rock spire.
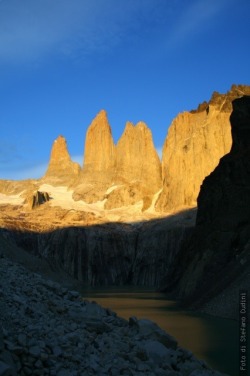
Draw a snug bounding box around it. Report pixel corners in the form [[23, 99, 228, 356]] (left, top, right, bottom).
[[73, 114, 162, 208], [115, 121, 162, 191], [44, 135, 80, 184], [83, 110, 115, 173]]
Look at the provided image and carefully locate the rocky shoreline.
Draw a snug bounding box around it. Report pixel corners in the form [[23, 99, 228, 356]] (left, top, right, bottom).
[[0, 253, 228, 376]]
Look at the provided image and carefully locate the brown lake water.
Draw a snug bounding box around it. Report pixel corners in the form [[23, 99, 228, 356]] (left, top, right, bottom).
[[82, 288, 238, 376]]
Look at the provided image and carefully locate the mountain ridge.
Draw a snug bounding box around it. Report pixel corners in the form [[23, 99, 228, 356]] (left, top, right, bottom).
[[1, 84, 250, 228], [0, 86, 249, 320]]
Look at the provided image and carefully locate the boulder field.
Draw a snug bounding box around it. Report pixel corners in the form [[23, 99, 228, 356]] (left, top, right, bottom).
[[0, 253, 228, 376]]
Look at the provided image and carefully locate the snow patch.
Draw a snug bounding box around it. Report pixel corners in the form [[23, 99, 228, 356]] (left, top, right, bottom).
[[37, 184, 163, 223], [38, 184, 107, 214], [105, 185, 120, 195], [0, 192, 24, 205], [145, 188, 163, 213]]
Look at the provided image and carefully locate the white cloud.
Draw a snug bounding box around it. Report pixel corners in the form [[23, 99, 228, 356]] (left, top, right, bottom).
[[166, 0, 234, 48], [0, 0, 160, 63]]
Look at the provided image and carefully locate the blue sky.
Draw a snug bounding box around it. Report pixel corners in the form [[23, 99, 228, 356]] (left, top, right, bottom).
[[0, 0, 249, 180]]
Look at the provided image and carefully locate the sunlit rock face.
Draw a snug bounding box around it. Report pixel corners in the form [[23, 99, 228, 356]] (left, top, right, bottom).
[[44, 135, 80, 185], [156, 84, 250, 212], [35, 85, 250, 212], [115, 121, 162, 191], [166, 95, 250, 305], [104, 121, 162, 210], [73, 112, 161, 209], [1, 86, 250, 295], [72, 110, 116, 203], [83, 109, 116, 174]]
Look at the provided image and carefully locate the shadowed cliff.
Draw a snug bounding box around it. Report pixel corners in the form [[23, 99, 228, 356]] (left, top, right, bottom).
[[164, 96, 250, 313], [0, 209, 196, 288]]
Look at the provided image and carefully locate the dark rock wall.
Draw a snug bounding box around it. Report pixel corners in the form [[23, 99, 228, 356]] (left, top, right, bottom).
[[3, 213, 194, 288], [165, 96, 250, 304]]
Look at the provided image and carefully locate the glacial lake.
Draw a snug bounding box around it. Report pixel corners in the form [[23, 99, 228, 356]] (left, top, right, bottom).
[[82, 288, 238, 376]]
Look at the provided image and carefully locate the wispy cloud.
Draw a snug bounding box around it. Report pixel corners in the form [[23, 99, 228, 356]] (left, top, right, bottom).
[[156, 147, 162, 160], [72, 155, 82, 167], [0, 162, 47, 180], [0, 137, 47, 180], [0, 153, 83, 181], [166, 0, 235, 48], [0, 0, 160, 63]]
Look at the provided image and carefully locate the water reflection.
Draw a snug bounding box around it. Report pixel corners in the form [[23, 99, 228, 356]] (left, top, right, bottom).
[[82, 289, 237, 376]]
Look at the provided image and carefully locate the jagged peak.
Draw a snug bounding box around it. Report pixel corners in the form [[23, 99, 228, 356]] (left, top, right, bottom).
[[124, 121, 134, 130], [83, 109, 115, 172], [54, 134, 65, 142], [44, 134, 80, 181], [49, 135, 71, 162], [96, 109, 108, 119], [88, 109, 111, 131], [135, 121, 149, 130], [230, 84, 250, 95], [190, 84, 250, 114], [121, 120, 151, 137]]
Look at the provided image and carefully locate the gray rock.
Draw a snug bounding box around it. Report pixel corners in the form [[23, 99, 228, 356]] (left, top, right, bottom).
[[0, 352, 16, 371], [0, 254, 228, 376], [139, 340, 172, 362], [23, 367, 33, 375], [0, 330, 4, 351], [83, 302, 106, 318], [29, 346, 40, 358], [0, 361, 16, 376], [67, 290, 80, 300], [137, 319, 178, 349], [17, 334, 27, 348], [52, 346, 63, 357], [189, 371, 228, 376]]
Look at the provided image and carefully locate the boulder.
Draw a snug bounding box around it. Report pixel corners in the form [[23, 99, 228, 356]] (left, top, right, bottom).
[[136, 319, 177, 349], [25, 191, 50, 209]]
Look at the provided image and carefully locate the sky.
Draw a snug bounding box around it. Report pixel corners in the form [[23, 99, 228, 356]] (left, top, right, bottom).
[[0, 0, 249, 180]]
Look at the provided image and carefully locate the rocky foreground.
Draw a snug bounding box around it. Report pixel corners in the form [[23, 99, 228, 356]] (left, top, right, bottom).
[[0, 253, 228, 376]]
